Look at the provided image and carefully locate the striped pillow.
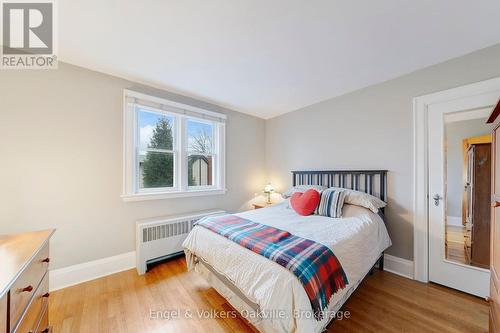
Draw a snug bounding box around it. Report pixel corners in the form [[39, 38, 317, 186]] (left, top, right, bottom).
[[315, 188, 347, 218]]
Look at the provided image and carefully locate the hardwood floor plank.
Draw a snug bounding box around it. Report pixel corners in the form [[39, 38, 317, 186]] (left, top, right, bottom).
[[49, 256, 488, 333]]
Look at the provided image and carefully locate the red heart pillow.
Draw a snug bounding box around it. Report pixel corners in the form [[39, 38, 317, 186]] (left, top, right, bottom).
[[290, 189, 320, 216]]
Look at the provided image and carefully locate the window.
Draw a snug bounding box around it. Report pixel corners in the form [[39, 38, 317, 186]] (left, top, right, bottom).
[[187, 119, 214, 187], [138, 110, 175, 189], [123, 90, 226, 201]]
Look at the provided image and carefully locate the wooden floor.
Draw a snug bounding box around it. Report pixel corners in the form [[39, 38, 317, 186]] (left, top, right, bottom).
[[50, 256, 489, 333]]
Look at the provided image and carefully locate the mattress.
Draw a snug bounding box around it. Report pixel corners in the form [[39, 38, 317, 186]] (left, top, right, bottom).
[[183, 201, 392, 333]]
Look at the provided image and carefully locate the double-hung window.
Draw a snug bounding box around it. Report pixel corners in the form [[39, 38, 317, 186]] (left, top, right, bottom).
[[122, 90, 226, 201]]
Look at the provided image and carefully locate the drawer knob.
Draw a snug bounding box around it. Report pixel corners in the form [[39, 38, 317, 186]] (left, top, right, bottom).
[[42, 292, 50, 298], [41, 257, 50, 263], [40, 328, 50, 333], [20, 285, 33, 293]]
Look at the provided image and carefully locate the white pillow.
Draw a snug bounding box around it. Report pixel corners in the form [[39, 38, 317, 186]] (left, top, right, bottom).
[[282, 185, 327, 198], [330, 187, 386, 213]]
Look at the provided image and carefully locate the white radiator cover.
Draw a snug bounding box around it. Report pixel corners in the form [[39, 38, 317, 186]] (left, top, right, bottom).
[[136, 209, 225, 274]]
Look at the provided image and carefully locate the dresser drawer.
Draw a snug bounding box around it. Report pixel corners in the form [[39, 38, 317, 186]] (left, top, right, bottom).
[[13, 272, 48, 333], [35, 305, 49, 333], [0, 294, 7, 333], [10, 244, 49, 329]]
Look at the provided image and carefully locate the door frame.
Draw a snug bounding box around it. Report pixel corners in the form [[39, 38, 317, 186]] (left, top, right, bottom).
[[413, 77, 500, 283]]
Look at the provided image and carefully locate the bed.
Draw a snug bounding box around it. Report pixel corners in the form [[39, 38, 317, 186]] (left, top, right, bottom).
[[183, 170, 392, 333]]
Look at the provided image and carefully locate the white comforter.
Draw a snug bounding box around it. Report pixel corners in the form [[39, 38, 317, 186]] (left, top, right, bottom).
[[183, 202, 391, 333]]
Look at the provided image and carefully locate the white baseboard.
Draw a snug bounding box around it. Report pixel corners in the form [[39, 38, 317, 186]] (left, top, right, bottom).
[[49, 251, 136, 291], [447, 216, 463, 226], [384, 254, 414, 279]]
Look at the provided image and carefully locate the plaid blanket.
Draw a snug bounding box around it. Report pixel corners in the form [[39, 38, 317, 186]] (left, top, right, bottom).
[[195, 214, 349, 320]]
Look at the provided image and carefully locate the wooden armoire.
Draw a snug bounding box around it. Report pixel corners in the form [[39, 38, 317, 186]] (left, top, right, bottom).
[[464, 143, 491, 268], [487, 99, 500, 333]]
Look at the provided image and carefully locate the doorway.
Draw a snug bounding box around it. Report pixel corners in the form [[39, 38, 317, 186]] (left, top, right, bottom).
[[428, 107, 492, 297], [444, 116, 492, 268], [413, 77, 500, 297]]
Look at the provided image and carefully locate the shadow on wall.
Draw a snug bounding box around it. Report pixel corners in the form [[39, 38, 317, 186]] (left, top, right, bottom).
[[384, 196, 413, 258], [383, 171, 413, 257]]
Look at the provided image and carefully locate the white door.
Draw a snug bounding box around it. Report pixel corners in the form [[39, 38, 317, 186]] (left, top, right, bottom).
[[428, 92, 498, 297]]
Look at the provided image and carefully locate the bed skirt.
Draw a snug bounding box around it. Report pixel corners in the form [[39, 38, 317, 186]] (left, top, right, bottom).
[[186, 250, 380, 333]]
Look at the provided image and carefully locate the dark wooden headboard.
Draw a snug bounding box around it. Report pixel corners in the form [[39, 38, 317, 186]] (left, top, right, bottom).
[[291, 170, 388, 202]]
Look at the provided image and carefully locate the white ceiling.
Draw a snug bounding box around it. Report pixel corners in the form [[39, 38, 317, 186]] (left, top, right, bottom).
[[59, 0, 500, 119]]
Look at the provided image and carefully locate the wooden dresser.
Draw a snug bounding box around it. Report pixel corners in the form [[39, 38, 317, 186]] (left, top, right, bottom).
[[464, 142, 491, 268], [0, 230, 55, 333]]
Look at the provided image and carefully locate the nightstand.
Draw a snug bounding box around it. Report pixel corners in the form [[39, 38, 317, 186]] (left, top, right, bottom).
[[253, 203, 272, 209]]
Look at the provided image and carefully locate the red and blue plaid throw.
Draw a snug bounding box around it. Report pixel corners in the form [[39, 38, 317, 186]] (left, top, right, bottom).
[[195, 214, 349, 320]]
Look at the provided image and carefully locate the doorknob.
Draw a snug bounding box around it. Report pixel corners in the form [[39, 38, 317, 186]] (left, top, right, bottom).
[[433, 194, 443, 206]]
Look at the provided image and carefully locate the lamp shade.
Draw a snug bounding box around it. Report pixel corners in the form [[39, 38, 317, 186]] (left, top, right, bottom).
[[264, 183, 274, 193]]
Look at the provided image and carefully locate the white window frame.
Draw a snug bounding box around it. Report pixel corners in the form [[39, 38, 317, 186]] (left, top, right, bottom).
[[122, 90, 226, 201]]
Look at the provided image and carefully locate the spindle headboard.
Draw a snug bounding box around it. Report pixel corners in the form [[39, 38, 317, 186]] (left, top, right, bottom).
[[291, 170, 388, 202]]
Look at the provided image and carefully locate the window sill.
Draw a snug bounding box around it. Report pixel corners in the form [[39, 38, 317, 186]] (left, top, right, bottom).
[[121, 188, 227, 202]]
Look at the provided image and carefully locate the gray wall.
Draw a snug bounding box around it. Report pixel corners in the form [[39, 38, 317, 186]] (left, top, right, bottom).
[[0, 62, 266, 269], [2, 45, 500, 268], [265, 43, 500, 260], [445, 118, 492, 219]]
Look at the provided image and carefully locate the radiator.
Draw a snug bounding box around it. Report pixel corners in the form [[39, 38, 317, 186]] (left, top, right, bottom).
[[136, 209, 225, 274]]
